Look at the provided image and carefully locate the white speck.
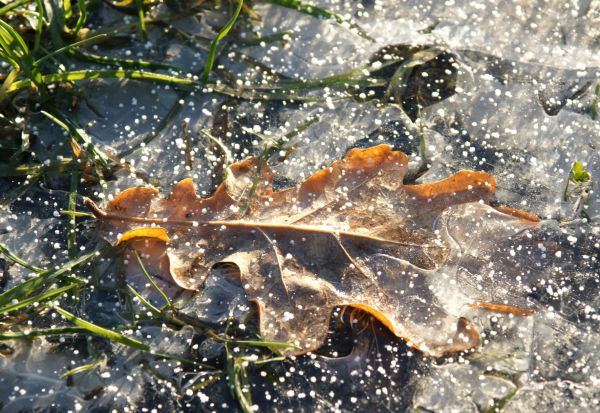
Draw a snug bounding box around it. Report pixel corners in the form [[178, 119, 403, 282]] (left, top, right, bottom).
[[371, 61, 382, 70]]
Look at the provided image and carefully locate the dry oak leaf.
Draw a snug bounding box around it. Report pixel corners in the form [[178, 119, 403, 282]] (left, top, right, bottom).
[[87, 144, 545, 357]]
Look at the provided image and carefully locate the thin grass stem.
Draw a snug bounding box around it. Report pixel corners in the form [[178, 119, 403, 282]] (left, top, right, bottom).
[[133, 250, 173, 309], [201, 0, 244, 83]]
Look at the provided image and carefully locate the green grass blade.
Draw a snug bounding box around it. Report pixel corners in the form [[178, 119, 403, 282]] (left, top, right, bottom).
[[0, 248, 99, 308], [53, 305, 151, 351], [252, 356, 286, 366], [226, 338, 301, 350], [200, 0, 244, 83], [0, 0, 32, 16], [59, 210, 96, 219], [237, 30, 292, 47], [199, 130, 232, 167], [226, 351, 254, 413], [0, 48, 20, 70], [0, 243, 43, 272], [211, 331, 301, 351], [118, 90, 186, 157], [267, 0, 373, 41], [0, 158, 77, 177], [133, 250, 172, 309], [0, 281, 83, 315], [61, 355, 107, 378], [33, 0, 43, 52], [64, 0, 73, 18], [40, 109, 111, 170], [384, 47, 443, 103], [7, 69, 196, 94], [35, 33, 109, 65], [67, 171, 79, 259], [0, 19, 31, 59], [0, 25, 24, 69], [127, 283, 163, 318], [592, 81, 599, 121], [134, 0, 147, 40], [72, 0, 87, 36], [0, 327, 89, 340], [53, 305, 206, 366], [70, 48, 179, 70]]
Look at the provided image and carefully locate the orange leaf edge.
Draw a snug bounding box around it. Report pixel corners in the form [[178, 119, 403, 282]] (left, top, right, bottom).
[[115, 227, 170, 245]]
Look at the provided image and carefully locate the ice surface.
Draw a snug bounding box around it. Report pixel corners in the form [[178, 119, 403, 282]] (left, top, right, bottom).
[[1, 0, 599, 411]]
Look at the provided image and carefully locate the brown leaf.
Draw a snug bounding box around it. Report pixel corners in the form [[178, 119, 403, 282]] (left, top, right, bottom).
[[87, 144, 544, 357]]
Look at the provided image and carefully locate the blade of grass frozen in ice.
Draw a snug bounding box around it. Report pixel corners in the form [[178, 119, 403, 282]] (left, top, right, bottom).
[[70, 48, 180, 70], [35, 33, 109, 65], [200, 0, 244, 83], [6, 69, 196, 94], [592, 81, 600, 121], [118, 90, 187, 157], [249, 56, 402, 93], [213, 335, 302, 351], [383, 47, 444, 103], [0, 281, 83, 315], [0, 326, 89, 340], [226, 347, 254, 413], [0, 158, 78, 177], [40, 109, 111, 170], [252, 356, 286, 366], [236, 30, 293, 47], [85, 9, 190, 39], [200, 130, 233, 167], [53, 305, 151, 351], [0, 243, 43, 273], [53, 305, 208, 366], [5, 69, 322, 102], [134, 0, 147, 40], [127, 283, 163, 318], [239, 116, 318, 215], [251, 72, 387, 92], [126, 284, 187, 326], [483, 387, 518, 413], [133, 250, 173, 309], [61, 355, 107, 378], [67, 171, 79, 259], [267, 0, 373, 41], [0, 248, 100, 308], [185, 374, 221, 392], [60, 210, 96, 219], [209, 325, 301, 351]]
